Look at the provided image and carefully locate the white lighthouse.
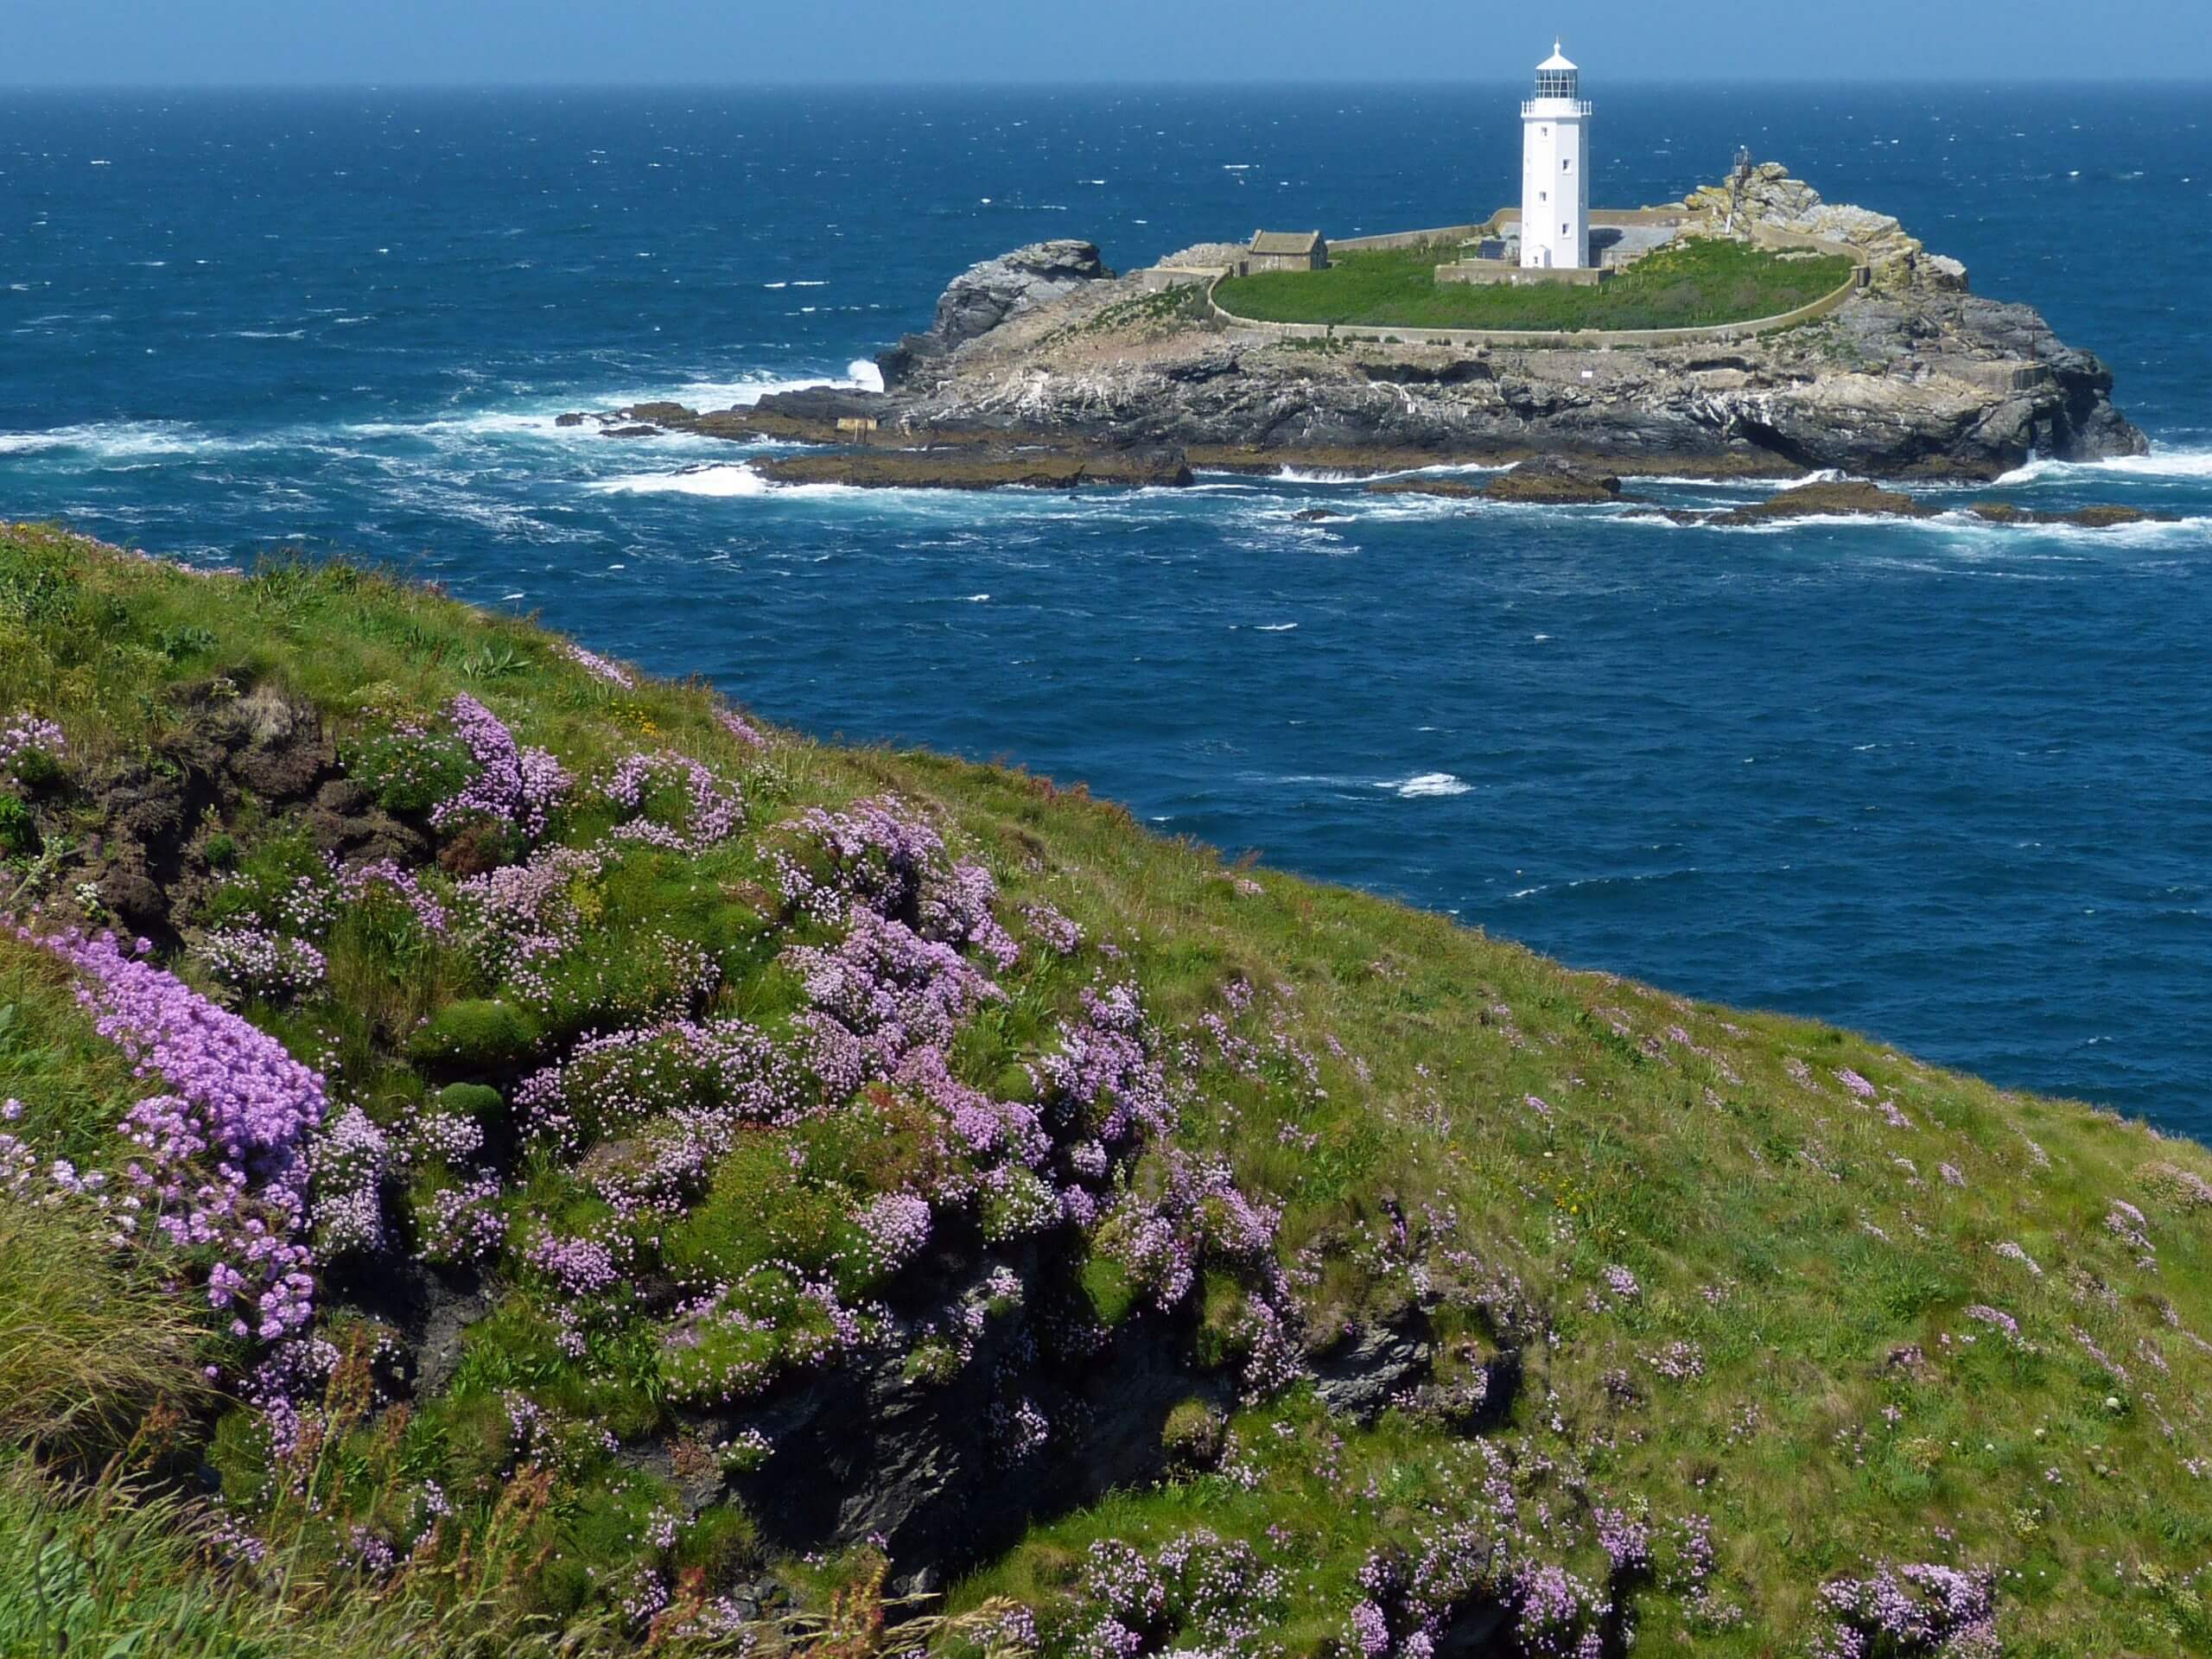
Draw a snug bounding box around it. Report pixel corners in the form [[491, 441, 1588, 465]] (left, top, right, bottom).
[[1521, 41, 1591, 270]]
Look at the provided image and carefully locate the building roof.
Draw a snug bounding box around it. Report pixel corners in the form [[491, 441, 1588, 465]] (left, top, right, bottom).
[[1539, 41, 1577, 71], [1249, 231, 1324, 256]]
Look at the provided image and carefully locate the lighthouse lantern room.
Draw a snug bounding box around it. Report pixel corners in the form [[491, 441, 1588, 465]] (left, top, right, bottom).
[[1521, 41, 1592, 270]]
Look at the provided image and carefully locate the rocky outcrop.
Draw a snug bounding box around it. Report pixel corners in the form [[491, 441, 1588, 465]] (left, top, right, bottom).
[[605, 165, 2144, 487], [1684, 163, 1966, 293], [1626, 479, 2177, 530], [753, 447, 1192, 491], [1480, 459, 1622, 503], [878, 240, 1115, 385], [1365, 462, 1620, 504]]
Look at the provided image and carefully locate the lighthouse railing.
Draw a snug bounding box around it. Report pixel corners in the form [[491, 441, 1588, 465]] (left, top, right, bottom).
[[1522, 99, 1594, 118]]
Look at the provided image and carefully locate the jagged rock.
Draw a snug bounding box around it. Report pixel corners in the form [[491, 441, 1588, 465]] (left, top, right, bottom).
[[1310, 1320, 1433, 1423], [1292, 506, 1350, 521], [879, 240, 1115, 385]]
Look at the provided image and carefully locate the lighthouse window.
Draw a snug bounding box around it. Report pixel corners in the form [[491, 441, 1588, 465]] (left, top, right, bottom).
[[1539, 190, 1548, 204], [1562, 158, 1573, 173], [1540, 126, 1549, 138]]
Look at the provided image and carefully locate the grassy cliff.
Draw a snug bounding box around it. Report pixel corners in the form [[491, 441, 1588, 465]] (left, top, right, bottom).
[[0, 522, 2207, 1658]]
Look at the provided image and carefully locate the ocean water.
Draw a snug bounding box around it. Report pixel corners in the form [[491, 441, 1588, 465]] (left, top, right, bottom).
[[3, 85, 2209, 1129]]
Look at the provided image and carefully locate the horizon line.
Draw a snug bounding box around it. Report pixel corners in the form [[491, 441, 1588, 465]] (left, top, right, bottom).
[[6, 73, 2212, 93]]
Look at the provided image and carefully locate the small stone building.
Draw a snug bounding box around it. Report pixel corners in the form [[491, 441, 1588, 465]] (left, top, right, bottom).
[[1247, 230, 1328, 272]]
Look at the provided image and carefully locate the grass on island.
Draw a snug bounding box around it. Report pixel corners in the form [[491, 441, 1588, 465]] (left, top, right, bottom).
[[1213, 236, 1855, 333], [0, 521, 2209, 1658]]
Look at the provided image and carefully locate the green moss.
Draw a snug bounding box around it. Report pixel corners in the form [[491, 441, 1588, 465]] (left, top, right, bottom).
[[409, 997, 542, 1066], [435, 1080, 506, 1121], [1078, 1255, 1139, 1329]]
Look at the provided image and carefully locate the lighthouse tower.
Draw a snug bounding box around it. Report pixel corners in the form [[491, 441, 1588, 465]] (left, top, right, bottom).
[[1521, 41, 1591, 270]]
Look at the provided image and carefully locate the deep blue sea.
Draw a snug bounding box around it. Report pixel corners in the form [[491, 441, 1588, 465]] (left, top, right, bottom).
[[3, 85, 2209, 1129]]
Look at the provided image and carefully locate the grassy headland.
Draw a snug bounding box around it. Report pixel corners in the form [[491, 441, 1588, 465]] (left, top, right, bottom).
[[1214, 238, 1854, 333], [0, 523, 2208, 1657]]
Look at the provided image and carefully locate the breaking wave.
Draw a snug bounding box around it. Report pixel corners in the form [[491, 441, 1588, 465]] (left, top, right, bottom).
[[1993, 448, 2212, 486], [590, 464, 773, 498], [1381, 772, 1473, 799]]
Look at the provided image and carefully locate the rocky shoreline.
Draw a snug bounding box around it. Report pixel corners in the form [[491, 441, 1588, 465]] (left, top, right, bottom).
[[564, 163, 2152, 511]]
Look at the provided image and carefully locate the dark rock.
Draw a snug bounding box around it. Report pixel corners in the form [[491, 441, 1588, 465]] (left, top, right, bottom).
[[753, 448, 1191, 492], [1310, 1319, 1433, 1425], [222, 688, 334, 801], [1292, 506, 1350, 522], [554, 411, 587, 428], [1718, 479, 1941, 525], [1367, 478, 1482, 499], [735, 1257, 1234, 1586], [1483, 459, 1623, 504], [1971, 500, 2173, 529], [598, 424, 660, 439]]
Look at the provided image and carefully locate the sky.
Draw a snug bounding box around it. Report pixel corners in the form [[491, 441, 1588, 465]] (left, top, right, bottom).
[[3, 0, 2208, 86]]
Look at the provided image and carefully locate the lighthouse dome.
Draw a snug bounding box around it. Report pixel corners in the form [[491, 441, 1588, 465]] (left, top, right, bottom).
[[1533, 41, 1580, 101]]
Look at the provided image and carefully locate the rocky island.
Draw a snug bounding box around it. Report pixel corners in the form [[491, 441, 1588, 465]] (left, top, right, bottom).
[[569, 166, 2148, 505]]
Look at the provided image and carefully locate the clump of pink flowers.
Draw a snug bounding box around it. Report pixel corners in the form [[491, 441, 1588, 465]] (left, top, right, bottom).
[[1815, 1561, 1999, 1658], [559, 640, 637, 689], [24, 925, 326, 1341], [196, 926, 328, 1002], [601, 750, 743, 852], [0, 711, 66, 780], [431, 694, 570, 842]]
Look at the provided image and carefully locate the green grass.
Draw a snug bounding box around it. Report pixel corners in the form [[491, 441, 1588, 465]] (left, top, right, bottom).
[[1213, 236, 1855, 333], [1, 522, 2209, 1656]]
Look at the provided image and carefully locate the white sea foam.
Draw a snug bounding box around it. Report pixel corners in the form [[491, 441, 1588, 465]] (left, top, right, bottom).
[[1255, 622, 1299, 632], [0, 421, 207, 460], [1382, 772, 1473, 799], [1994, 448, 2212, 486], [591, 463, 772, 498]]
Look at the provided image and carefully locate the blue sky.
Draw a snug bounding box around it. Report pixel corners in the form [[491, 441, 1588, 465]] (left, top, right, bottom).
[[6, 0, 2208, 86]]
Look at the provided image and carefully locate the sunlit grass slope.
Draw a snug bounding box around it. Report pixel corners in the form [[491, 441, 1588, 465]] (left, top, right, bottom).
[[0, 522, 2207, 1659], [1214, 238, 1853, 332]]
